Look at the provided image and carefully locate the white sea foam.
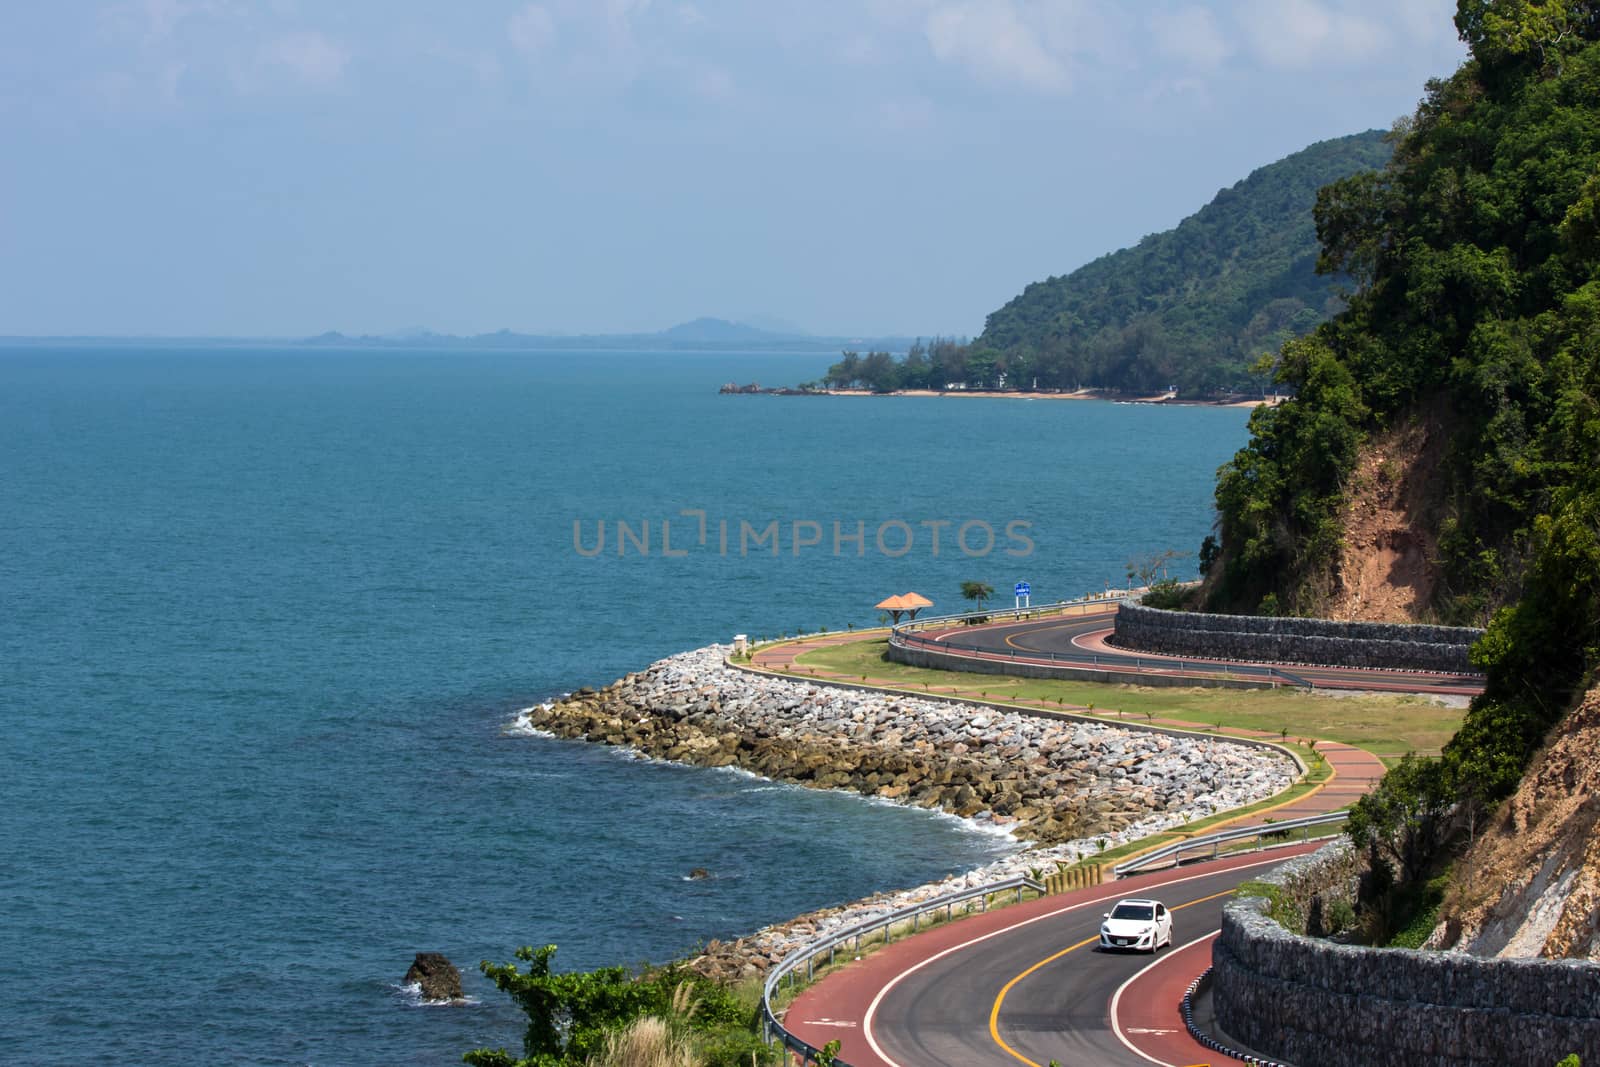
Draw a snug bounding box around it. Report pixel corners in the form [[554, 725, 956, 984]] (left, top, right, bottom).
[[697, 761, 1025, 847], [389, 981, 478, 1008], [503, 716, 556, 739]]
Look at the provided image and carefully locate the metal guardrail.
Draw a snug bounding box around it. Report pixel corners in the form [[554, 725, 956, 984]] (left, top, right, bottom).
[[890, 626, 1316, 689], [761, 875, 1046, 1065], [890, 594, 1130, 635], [1112, 810, 1351, 877]]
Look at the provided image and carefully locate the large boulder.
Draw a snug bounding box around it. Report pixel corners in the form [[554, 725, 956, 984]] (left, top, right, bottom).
[[404, 952, 462, 1001]]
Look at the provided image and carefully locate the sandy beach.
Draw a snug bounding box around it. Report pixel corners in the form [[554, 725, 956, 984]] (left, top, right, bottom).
[[812, 388, 1282, 408]]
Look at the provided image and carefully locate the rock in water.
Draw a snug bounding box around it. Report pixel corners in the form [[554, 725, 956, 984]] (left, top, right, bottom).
[[688, 867, 710, 880], [404, 952, 462, 1001]]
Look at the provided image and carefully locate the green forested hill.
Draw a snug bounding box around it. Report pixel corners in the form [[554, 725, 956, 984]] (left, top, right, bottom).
[[1210, 0, 1600, 893], [977, 131, 1393, 394]]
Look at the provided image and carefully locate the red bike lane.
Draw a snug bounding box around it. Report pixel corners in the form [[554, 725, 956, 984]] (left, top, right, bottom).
[[783, 845, 1317, 1067]]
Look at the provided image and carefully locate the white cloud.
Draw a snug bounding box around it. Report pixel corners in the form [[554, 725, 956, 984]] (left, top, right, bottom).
[[924, 1, 1070, 93], [506, 0, 644, 71], [1147, 6, 1229, 69], [1238, 0, 1387, 69], [259, 30, 349, 87], [508, 4, 557, 55], [504, 0, 734, 101]]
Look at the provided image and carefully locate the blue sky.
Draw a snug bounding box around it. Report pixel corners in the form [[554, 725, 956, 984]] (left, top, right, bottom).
[[0, 1, 1467, 338]]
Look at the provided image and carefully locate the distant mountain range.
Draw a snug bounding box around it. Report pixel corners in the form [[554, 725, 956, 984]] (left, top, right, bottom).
[[0, 318, 921, 353], [299, 317, 923, 352]]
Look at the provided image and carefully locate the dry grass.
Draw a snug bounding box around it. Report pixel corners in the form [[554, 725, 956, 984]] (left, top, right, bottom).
[[587, 1017, 697, 1067]]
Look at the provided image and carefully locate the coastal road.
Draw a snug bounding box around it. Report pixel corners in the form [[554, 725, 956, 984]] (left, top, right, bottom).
[[747, 610, 1423, 1063], [905, 607, 1485, 697], [785, 847, 1316, 1067]]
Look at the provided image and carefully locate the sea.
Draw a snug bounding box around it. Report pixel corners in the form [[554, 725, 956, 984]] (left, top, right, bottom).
[[0, 346, 1253, 1065]]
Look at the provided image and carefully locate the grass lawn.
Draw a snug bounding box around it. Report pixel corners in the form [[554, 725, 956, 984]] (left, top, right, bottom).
[[787, 638, 1464, 756]]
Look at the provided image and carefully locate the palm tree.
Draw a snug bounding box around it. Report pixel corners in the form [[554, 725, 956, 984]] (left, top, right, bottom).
[[960, 581, 994, 612]]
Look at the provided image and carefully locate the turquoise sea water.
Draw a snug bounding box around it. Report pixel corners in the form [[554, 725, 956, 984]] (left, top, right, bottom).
[[0, 347, 1252, 1065]]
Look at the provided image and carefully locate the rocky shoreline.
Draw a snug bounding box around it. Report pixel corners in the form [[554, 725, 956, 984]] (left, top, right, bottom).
[[514, 644, 1297, 981]]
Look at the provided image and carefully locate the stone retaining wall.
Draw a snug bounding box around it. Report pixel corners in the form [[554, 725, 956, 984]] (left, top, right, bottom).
[[1115, 603, 1482, 673], [887, 635, 1276, 690], [1215, 888, 1600, 1066], [521, 645, 1293, 848]]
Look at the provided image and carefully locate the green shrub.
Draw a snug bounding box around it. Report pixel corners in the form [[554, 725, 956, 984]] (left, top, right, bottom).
[[465, 945, 764, 1067], [1140, 579, 1188, 610]]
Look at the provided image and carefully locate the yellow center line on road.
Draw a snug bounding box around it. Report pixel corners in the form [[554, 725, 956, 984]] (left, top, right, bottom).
[[1001, 616, 1111, 653], [987, 888, 1235, 1067]]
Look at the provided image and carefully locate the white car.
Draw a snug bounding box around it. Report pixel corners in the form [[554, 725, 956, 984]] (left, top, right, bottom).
[[1099, 898, 1173, 952]]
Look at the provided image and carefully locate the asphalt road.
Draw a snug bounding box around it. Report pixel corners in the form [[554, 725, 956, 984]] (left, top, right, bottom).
[[873, 864, 1261, 1065], [918, 609, 1484, 696], [790, 849, 1314, 1067]]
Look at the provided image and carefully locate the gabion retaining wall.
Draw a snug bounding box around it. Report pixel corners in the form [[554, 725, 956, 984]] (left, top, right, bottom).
[[886, 636, 1275, 691], [1114, 604, 1482, 673], [1214, 895, 1600, 1066]]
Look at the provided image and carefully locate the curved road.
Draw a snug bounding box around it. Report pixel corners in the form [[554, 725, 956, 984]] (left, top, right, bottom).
[[906, 607, 1484, 697], [786, 848, 1314, 1067], [747, 606, 1451, 1063]]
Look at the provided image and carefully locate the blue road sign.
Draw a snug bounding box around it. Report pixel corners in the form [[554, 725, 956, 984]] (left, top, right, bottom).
[[1014, 582, 1031, 597]]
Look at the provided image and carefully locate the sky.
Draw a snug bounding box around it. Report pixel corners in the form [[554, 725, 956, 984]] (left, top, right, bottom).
[[0, 1, 1469, 338]]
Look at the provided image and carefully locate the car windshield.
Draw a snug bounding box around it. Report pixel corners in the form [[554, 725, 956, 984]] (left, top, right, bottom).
[[1111, 904, 1154, 920]]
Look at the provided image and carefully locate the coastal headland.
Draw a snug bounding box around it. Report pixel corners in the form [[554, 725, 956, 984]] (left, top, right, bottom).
[[518, 644, 1295, 981]]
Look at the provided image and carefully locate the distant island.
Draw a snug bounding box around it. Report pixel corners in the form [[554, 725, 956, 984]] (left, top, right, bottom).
[[0, 317, 921, 355], [298, 316, 922, 352]]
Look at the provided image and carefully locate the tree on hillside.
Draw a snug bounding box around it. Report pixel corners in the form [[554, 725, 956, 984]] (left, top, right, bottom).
[[1346, 754, 1454, 887], [963, 348, 999, 389]]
